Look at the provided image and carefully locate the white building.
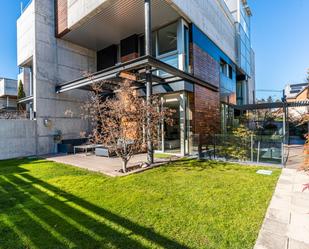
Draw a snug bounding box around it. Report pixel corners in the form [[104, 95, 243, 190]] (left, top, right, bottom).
[[0, 78, 17, 110]]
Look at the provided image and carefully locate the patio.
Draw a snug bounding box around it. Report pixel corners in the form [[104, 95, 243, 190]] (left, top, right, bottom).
[[45, 153, 175, 177]]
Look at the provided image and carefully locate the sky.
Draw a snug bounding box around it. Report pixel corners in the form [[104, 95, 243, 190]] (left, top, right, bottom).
[[0, 0, 308, 100], [0, 0, 30, 79], [250, 0, 309, 99]]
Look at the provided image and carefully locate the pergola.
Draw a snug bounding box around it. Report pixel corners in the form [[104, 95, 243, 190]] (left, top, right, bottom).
[[234, 100, 309, 143]]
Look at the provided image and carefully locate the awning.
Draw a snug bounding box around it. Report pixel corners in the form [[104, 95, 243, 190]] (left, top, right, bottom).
[[55, 56, 219, 94]]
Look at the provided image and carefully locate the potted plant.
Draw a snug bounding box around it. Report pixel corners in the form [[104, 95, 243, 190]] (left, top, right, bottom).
[[53, 130, 63, 154]]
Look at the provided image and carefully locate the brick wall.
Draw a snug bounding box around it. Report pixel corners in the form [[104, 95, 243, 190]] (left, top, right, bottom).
[[191, 84, 221, 138], [55, 0, 69, 37], [191, 43, 220, 88]]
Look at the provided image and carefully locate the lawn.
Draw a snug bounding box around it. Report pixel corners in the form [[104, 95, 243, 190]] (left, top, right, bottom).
[[0, 158, 281, 249]]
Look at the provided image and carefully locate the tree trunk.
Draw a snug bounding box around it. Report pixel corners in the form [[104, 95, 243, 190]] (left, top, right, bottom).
[[122, 160, 128, 173]]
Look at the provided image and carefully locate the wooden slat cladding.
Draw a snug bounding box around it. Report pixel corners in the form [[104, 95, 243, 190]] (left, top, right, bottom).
[[192, 85, 221, 137], [55, 0, 69, 37], [191, 43, 220, 88]]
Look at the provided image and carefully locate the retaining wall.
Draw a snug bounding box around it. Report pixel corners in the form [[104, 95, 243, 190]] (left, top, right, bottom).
[[0, 120, 37, 160]]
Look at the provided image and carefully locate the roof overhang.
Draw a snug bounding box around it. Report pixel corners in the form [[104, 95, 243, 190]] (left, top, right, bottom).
[[56, 56, 219, 94], [63, 0, 180, 51]]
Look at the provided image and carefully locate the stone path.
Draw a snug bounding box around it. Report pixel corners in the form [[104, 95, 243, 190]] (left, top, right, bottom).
[[254, 145, 309, 249]]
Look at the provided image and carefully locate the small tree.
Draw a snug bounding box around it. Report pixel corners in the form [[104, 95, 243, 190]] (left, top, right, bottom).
[[17, 80, 26, 111], [83, 80, 174, 173], [306, 68, 309, 83], [225, 125, 254, 161]]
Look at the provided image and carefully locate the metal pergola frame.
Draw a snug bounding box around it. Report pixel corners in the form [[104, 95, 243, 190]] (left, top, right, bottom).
[[55, 55, 218, 94]]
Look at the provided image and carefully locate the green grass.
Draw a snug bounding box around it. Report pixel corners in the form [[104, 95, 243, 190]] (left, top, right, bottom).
[[0, 158, 281, 249], [154, 153, 174, 159]]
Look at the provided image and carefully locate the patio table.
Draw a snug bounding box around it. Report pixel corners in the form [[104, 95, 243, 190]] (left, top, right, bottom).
[[73, 144, 104, 155]]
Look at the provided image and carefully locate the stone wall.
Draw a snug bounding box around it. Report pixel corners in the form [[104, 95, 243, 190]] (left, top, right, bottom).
[[0, 120, 37, 160]]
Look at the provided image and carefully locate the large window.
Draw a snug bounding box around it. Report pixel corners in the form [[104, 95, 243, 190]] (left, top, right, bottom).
[[157, 22, 178, 55], [138, 20, 190, 75]]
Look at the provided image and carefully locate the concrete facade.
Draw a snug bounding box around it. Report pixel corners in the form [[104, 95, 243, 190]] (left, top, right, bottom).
[[17, 0, 95, 155]]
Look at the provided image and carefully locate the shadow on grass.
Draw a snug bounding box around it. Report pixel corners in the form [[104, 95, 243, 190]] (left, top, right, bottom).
[[162, 158, 230, 171], [0, 160, 189, 249]]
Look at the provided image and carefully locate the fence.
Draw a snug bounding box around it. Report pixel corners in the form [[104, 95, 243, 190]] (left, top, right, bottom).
[[191, 133, 288, 166]]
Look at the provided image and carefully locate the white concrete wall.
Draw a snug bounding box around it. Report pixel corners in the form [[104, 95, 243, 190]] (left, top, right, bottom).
[[0, 120, 36, 160], [67, 0, 109, 29], [17, 1, 35, 66]]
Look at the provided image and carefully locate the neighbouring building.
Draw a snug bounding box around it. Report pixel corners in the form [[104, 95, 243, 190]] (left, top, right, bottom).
[[285, 83, 309, 118], [16, 0, 255, 156], [0, 78, 17, 110]]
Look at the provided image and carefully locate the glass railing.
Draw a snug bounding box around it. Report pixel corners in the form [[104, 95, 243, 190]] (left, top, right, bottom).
[[190, 133, 287, 165]]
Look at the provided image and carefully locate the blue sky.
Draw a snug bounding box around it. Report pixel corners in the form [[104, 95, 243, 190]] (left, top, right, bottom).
[[0, 0, 308, 100], [250, 0, 309, 99]]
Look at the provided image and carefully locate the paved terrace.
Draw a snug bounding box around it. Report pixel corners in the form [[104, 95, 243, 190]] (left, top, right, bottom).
[[46, 153, 173, 177], [255, 145, 309, 249]]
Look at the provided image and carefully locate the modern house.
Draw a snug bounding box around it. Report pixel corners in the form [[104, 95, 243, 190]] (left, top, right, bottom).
[[17, 0, 255, 156], [0, 78, 18, 110]]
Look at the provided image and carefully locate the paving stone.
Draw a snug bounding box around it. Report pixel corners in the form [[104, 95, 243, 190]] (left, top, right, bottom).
[[291, 196, 309, 213], [262, 218, 288, 236], [254, 230, 288, 249], [266, 208, 290, 224], [289, 239, 309, 249], [288, 213, 309, 244], [269, 195, 291, 210]]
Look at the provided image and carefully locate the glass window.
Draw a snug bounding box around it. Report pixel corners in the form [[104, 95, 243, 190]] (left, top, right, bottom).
[[184, 25, 189, 72], [158, 54, 179, 77], [228, 65, 233, 79], [158, 22, 178, 55]]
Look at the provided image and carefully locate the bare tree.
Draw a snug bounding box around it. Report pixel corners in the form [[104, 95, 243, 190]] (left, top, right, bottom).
[[83, 80, 174, 173]]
